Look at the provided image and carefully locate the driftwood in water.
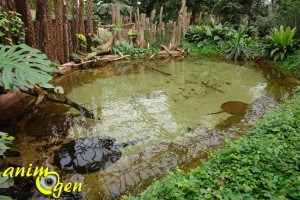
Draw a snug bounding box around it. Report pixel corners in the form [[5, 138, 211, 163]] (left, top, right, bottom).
[[19, 89, 99, 120], [141, 63, 171, 76], [46, 95, 99, 120], [146, 66, 171, 76]]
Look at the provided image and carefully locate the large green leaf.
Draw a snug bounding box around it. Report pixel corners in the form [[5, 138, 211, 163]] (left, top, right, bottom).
[[0, 44, 53, 91], [0, 173, 14, 189]]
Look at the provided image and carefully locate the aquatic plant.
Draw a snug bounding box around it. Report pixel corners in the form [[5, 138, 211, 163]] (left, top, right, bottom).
[[265, 25, 297, 61]]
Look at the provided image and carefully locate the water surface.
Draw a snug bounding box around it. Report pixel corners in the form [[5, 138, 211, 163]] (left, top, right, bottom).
[[6, 57, 296, 199]]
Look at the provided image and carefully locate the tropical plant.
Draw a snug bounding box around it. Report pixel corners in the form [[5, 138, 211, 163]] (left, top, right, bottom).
[[265, 25, 297, 61], [185, 22, 233, 47], [0, 44, 62, 92], [76, 34, 87, 49], [225, 30, 254, 61]]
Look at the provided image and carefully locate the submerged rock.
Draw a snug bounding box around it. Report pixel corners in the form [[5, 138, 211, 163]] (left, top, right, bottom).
[[54, 136, 145, 174]]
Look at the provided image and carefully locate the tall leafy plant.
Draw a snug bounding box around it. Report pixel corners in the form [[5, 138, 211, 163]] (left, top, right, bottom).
[[0, 44, 60, 92], [225, 30, 254, 61], [265, 25, 297, 61]]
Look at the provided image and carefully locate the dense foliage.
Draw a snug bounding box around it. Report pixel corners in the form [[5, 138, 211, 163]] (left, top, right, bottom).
[[112, 40, 157, 57], [0, 10, 25, 45], [185, 22, 233, 47], [277, 50, 300, 75], [124, 87, 300, 199], [265, 26, 298, 61]]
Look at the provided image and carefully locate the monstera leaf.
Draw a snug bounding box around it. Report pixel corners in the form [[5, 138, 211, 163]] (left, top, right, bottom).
[[0, 44, 54, 91]]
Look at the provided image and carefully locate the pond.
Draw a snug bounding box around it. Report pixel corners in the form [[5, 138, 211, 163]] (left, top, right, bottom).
[[4, 56, 296, 199]]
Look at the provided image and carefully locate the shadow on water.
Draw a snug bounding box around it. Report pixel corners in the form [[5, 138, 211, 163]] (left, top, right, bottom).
[[1, 56, 298, 199]]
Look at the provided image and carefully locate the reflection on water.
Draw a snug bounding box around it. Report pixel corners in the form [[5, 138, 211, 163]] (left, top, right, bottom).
[[4, 58, 295, 199]]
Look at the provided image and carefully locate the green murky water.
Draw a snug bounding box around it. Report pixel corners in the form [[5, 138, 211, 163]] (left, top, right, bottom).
[[67, 60, 268, 152], [5, 57, 296, 199]]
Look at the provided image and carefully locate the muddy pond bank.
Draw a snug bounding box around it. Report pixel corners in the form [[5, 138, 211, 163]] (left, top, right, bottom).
[[1, 56, 298, 199]]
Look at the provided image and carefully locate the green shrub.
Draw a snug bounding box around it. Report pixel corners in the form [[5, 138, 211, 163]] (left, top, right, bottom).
[[225, 30, 254, 61], [124, 88, 300, 200], [181, 41, 224, 56], [277, 50, 300, 74], [112, 40, 157, 57], [185, 22, 234, 47], [265, 25, 298, 61], [254, 15, 276, 37]]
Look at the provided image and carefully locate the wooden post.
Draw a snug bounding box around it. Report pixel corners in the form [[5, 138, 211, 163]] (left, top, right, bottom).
[[78, 0, 85, 35], [111, 4, 116, 37], [36, 0, 54, 60], [86, 0, 94, 34], [72, 0, 79, 52], [54, 0, 64, 63], [15, 0, 37, 48], [68, 21, 73, 56], [63, 0, 70, 61], [111, 4, 116, 25], [129, 8, 132, 23], [186, 13, 191, 32], [159, 6, 163, 41], [33, 21, 40, 49]]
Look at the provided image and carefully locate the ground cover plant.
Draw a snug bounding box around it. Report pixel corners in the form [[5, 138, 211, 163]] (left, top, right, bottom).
[[123, 86, 300, 199], [277, 50, 300, 75]]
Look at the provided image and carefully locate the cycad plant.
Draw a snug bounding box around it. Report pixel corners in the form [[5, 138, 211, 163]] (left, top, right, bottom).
[[265, 25, 297, 61]]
